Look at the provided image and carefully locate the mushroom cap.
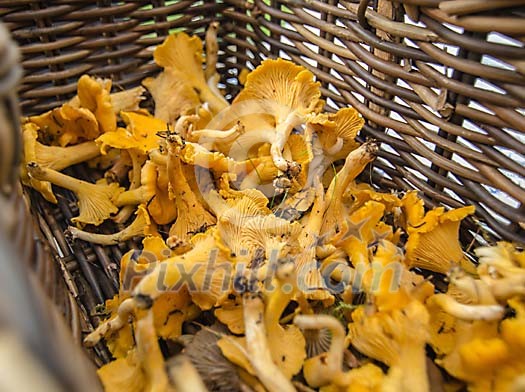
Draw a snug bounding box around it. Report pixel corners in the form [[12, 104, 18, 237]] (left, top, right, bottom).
[[348, 300, 429, 367], [152, 291, 191, 340], [20, 123, 57, 203], [400, 190, 426, 228], [97, 349, 146, 392], [233, 58, 321, 122], [77, 74, 117, 133], [405, 206, 475, 274], [215, 298, 245, 334], [153, 32, 227, 113], [154, 32, 205, 88], [142, 68, 200, 124], [309, 107, 363, 160], [29, 104, 99, 147], [345, 183, 402, 214], [268, 324, 307, 379], [74, 179, 123, 226], [97, 111, 167, 154]]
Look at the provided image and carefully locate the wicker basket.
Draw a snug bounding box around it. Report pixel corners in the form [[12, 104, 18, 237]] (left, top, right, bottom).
[[1, 0, 524, 381]]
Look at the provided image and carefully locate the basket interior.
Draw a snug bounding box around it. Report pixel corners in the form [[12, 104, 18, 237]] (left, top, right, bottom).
[[1, 0, 524, 364]]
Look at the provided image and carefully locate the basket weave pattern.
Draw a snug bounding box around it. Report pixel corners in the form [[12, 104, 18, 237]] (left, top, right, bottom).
[[1, 0, 524, 363]]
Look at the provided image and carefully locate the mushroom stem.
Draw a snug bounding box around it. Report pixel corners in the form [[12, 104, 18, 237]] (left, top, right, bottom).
[[113, 149, 143, 224], [325, 141, 378, 204], [383, 341, 429, 392], [325, 137, 344, 157], [486, 276, 525, 301], [430, 293, 505, 321], [201, 79, 229, 114], [67, 205, 149, 245], [84, 298, 136, 347], [174, 114, 199, 139], [37, 141, 101, 171], [167, 356, 208, 392], [135, 309, 170, 392], [27, 162, 94, 194], [115, 160, 156, 207], [115, 188, 151, 207], [265, 262, 297, 335], [321, 141, 378, 240], [271, 111, 304, 172], [108, 86, 145, 113], [448, 272, 496, 305], [189, 121, 244, 143], [149, 149, 167, 167], [104, 150, 131, 183], [205, 21, 219, 81], [243, 292, 295, 392]]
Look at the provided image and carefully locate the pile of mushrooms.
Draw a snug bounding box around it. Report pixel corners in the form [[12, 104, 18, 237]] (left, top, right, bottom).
[[22, 25, 525, 392]]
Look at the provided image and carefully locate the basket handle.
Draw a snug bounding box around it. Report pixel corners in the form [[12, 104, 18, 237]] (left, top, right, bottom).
[[0, 23, 23, 196]]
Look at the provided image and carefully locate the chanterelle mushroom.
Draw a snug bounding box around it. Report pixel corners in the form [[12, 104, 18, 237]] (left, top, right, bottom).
[[153, 32, 228, 113], [76, 74, 117, 134], [348, 300, 431, 392], [307, 107, 364, 184], [20, 122, 100, 203], [26, 162, 123, 226], [233, 58, 321, 174], [404, 205, 476, 274], [28, 103, 99, 147], [66, 204, 152, 245]]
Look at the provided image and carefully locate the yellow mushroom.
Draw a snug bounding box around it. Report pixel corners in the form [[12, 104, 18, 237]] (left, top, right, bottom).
[[20, 122, 100, 203], [348, 300, 430, 392], [166, 137, 216, 242], [66, 204, 152, 245], [204, 21, 219, 81], [142, 69, 200, 124], [293, 182, 332, 301], [69, 85, 145, 114], [134, 309, 170, 391], [263, 261, 307, 379], [215, 297, 245, 334], [27, 162, 123, 226], [242, 291, 296, 392], [76, 74, 117, 133], [428, 293, 505, 321], [308, 107, 364, 182], [21, 122, 100, 172], [167, 355, 207, 392], [321, 141, 378, 243], [240, 133, 313, 196], [153, 32, 228, 113], [28, 103, 100, 147], [96, 111, 167, 154], [97, 349, 146, 392], [233, 58, 321, 173], [147, 163, 178, 225], [345, 182, 402, 214], [132, 230, 231, 310], [295, 314, 385, 390], [405, 205, 476, 274], [116, 160, 157, 206]]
